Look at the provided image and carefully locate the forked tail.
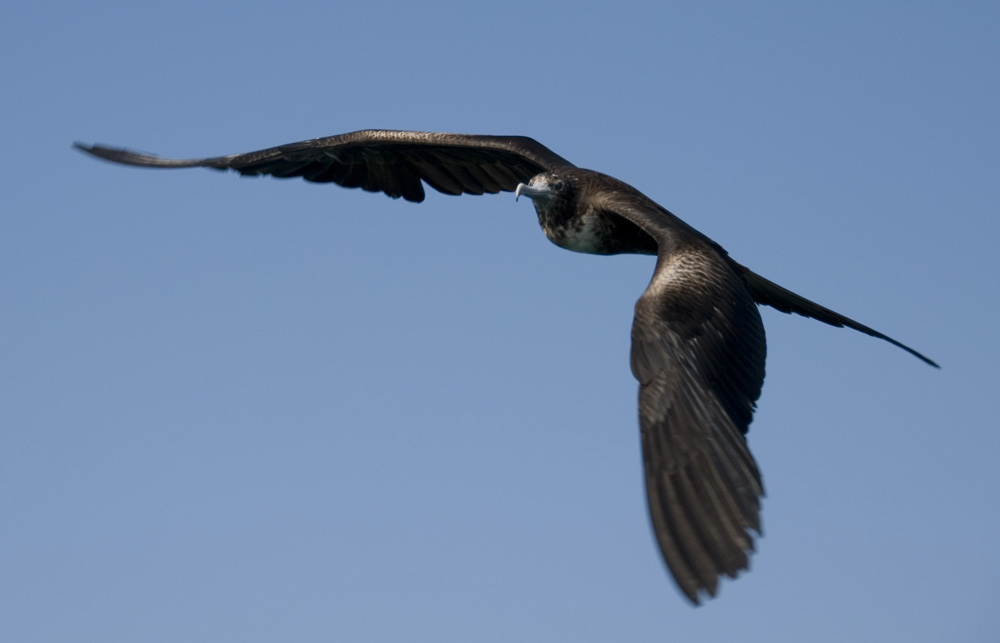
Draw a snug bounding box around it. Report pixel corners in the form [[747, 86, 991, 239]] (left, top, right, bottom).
[[733, 263, 939, 368]]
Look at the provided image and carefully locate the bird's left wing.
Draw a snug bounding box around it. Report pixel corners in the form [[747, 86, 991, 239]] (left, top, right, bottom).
[[630, 244, 767, 604], [593, 189, 767, 603], [74, 130, 575, 203]]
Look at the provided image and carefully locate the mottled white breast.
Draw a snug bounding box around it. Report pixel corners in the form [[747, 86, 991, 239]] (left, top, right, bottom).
[[545, 207, 610, 254]]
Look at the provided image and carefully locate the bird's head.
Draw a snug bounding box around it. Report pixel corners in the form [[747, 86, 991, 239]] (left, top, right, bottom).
[[515, 172, 579, 232], [516, 170, 605, 253], [515, 172, 572, 205]]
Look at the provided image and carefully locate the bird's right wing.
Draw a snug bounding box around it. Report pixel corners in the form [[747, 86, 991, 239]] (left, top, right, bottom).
[[74, 130, 575, 203]]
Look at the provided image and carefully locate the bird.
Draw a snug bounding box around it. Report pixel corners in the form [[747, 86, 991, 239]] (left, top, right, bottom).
[[74, 130, 937, 604]]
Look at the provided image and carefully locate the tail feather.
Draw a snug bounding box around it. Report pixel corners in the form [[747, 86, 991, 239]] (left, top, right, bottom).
[[734, 264, 939, 368]]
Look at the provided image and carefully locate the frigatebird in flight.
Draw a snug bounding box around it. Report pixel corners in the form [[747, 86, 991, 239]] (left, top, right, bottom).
[[75, 130, 937, 604]]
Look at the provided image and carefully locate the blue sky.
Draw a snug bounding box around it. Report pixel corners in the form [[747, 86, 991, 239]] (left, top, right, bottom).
[[3, 1, 999, 641]]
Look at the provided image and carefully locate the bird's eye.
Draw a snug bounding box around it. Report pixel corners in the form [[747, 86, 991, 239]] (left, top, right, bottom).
[[553, 180, 566, 192]]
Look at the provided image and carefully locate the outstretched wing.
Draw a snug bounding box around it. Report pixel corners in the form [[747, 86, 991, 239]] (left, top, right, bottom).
[[74, 130, 575, 203], [589, 186, 767, 603], [630, 244, 767, 604], [591, 176, 934, 601]]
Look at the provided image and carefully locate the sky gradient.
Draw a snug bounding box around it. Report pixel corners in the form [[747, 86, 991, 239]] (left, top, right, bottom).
[[4, 2, 999, 641]]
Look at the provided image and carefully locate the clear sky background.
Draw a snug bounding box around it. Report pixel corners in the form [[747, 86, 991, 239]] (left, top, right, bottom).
[[4, 2, 998, 641]]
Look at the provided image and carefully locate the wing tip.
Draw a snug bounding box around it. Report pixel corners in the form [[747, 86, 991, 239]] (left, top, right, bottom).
[[72, 141, 137, 164], [72, 141, 207, 169]]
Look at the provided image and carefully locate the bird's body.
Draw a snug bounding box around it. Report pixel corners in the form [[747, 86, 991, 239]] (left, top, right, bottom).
[[75, 130, 937, 604], [525, 170, 661, 255]]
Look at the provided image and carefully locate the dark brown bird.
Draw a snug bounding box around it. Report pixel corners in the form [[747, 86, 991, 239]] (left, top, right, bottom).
[[74, 130, 937, 604]]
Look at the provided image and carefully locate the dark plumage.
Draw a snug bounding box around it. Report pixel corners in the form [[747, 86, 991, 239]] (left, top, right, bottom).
[[74, 130, 937, 604]]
